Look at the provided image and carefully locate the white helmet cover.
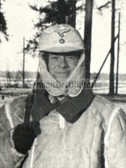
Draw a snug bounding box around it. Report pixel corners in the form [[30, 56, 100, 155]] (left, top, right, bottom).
[[39, 24, 84, 53]]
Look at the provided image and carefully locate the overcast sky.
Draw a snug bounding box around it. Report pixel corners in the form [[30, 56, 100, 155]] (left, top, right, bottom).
[[0, 0, 126, 75]]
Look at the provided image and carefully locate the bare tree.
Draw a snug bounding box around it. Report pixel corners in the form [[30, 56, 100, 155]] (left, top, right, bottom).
[[6, 71, 11, 87]]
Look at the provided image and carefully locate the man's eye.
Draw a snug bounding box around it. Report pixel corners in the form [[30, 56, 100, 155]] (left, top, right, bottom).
[[50, 56, 59, 60], [67, 56, 76, 60]]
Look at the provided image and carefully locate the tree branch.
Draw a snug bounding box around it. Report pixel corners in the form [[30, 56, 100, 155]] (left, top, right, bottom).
[[97, 1, 111, 11]]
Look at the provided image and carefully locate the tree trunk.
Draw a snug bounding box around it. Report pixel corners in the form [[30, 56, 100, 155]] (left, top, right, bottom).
[[68, 0, 76, 27], [109, 0, 115, 95], [115, 13, 120, 94], [84, 0, 93, 84], [23, 37, 25, 88]]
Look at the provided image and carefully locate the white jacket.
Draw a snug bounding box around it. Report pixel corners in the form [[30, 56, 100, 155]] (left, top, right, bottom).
[[0, 95, 126, 168]]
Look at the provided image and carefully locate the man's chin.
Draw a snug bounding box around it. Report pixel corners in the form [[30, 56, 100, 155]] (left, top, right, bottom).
[[57, 78, 67, 84], [54, 77, 67, 84], [54, 75, 69, 83]]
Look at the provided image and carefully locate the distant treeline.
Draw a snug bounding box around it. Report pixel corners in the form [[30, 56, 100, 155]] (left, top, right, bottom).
[[91, 73, 126, 81], [0, 71, 36, 79]]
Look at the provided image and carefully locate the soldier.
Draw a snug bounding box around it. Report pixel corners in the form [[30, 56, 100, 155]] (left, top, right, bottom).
[[0, 24, 126, 168]]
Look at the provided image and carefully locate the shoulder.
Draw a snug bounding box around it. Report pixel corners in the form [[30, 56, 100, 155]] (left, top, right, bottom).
[[93, 95, 114, 109], [0, 95, 28, 130], [91, 95, 115, 115], [90, 95, 117, 130]]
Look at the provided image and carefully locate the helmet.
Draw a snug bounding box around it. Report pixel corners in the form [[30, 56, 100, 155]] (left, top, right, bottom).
[[39, 24, 84, 53]]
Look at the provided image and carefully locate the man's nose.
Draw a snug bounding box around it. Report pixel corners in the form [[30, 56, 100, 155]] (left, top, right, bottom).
[[59, 56, 68, 68]]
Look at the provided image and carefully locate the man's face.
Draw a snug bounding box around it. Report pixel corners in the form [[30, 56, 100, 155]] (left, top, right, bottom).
[[48, 52, 80, 83]]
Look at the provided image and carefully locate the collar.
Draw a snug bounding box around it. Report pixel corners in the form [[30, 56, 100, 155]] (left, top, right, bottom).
[[30, 87, 94, 123], [56, 88, 94, 123]]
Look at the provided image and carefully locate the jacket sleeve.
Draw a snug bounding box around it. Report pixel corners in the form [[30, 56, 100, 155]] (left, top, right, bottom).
[[104, 107, 126, 168], [0, 96, 27, 168], [0, 130, 25, 168]]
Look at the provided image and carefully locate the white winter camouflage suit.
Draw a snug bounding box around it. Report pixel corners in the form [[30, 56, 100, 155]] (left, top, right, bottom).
[[0, 94, 126, 168]]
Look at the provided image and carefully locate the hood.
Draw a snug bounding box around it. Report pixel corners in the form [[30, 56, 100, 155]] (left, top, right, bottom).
[[38, 52, 85, 97]]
